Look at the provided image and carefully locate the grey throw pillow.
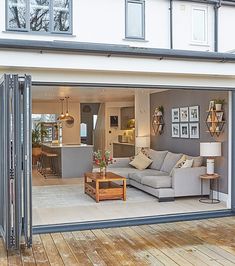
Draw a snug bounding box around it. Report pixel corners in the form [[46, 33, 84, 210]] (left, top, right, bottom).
[[149, 150, 168, 170], [160, 152, 183, 173]]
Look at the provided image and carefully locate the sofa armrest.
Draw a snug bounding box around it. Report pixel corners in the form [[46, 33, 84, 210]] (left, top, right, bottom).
[[172, 166, 209, 197], [108, 157, 131, 168]]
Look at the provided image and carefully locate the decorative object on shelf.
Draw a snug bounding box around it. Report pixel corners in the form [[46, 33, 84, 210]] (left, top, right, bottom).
[[172, 124, 180, 138], [172, 108, 180, 122], [180, 107, 189, 122], [200, 142, 221, 175], [136, 136, 150, 153], [93, 150, 113, 177], [127, 118, 135, 129], [213, 98, 225, 111], [152, 106, 165, 135], [189, 106, 199, 122], [57, 98, 66, 121], [180, 123, 189, 138], [206, 100, 225, 137], [110, 115, 118, 127]]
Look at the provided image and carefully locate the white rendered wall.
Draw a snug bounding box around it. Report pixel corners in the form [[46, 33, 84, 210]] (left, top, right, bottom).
[[2, 0, 234, 52]]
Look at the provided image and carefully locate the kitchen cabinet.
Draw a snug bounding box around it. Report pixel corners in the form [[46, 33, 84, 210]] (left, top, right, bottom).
[[121, 107, 134, 130]]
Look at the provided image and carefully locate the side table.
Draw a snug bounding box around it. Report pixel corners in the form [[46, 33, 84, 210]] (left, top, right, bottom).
[[199, 173, 220, 204]]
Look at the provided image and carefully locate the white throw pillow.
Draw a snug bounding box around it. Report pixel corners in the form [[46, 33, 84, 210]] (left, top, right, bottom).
[[129, 152, 153, 170], [181, 159, 194, 168]]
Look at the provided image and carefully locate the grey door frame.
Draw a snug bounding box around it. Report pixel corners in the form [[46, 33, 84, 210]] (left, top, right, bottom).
[[31, 81, 235, 233], [0, 74, 32, 250]]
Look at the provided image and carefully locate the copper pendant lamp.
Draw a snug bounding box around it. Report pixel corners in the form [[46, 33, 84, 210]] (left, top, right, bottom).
[[57, 99, 66, 121]]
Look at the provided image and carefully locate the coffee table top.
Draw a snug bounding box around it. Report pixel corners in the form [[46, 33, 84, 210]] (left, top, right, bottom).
[[85, 172, 126, 182]]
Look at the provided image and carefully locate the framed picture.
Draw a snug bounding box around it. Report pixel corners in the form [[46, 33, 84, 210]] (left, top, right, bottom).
[[110, 116, 118, 127], [180, 123, 189, 138], [208, 100, 215, 111], [172, 124, 180, 138], [189, 106, 199, 122], [180, 107, 189, 122], [172, 108, 180, 122], [189, 123, 199, 139], [216, 112, 223, 122]]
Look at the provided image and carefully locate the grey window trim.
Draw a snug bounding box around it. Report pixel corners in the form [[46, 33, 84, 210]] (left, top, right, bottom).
[[6, 0, 73, 35], [125, 0, 145, 40]]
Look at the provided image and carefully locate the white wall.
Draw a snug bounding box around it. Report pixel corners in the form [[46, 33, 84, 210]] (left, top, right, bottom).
[[1, 0, 234, 52], [33, 101, 81, 144], [105, 102, 134, 154]]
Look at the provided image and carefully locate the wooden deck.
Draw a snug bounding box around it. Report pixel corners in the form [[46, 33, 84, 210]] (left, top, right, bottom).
[[1, 216, 235, 265]]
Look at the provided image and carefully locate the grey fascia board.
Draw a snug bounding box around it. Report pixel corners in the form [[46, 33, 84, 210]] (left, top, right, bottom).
[[1, 39, 235, 62]]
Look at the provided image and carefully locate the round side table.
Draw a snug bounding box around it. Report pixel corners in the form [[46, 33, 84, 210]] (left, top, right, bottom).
[[199, 173, 220, 204]]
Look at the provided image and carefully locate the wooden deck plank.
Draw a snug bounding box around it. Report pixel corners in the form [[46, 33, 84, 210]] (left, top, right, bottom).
[[40, 234, 64, 266], [0, 238, 8, 266], [31, 235, 50, 266], [51, 233, 78, 266], [3, 216, 235, 266], [62, 232, 93, 266]]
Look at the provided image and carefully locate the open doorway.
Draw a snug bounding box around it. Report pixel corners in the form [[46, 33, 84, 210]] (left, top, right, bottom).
[[31, 85, 230, 226]]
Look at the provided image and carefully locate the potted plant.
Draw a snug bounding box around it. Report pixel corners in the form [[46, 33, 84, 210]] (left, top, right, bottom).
[[214, 99, 225, 111], [32, 123, 48, 165]]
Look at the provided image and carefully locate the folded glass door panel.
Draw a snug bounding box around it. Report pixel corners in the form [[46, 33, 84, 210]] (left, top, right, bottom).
[[0, 74, 32, 250]]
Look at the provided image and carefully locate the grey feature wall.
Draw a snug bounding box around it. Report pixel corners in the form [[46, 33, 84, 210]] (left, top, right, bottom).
[[150, 89, 229, 194]]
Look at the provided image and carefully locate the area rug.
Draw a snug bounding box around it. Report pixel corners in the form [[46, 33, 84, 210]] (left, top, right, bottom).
[[32, 184, 156, 208]]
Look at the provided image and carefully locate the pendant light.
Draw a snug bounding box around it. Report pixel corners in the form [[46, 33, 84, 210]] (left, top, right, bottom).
[[57, 99, 66, 121], [65, 96, 74, 124]]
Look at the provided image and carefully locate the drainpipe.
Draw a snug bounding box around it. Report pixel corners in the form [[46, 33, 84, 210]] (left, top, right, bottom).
[[169, 0, 173, 49], [214, 0, 222, 52]]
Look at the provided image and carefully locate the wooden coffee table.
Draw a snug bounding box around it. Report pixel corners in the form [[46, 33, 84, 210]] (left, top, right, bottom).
[[84, 172, 126, 203]]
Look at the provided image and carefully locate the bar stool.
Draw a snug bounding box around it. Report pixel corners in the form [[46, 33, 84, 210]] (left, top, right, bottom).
[[40, 151, 59, 178]]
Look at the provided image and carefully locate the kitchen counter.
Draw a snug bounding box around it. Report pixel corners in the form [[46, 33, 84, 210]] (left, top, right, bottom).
[[42, 143, 93, 148], [41, 143, 93, 178], [113, 142, 135, 158]]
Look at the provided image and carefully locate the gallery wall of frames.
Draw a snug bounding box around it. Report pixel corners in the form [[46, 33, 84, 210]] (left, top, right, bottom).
[[171, 106, 200, 139]]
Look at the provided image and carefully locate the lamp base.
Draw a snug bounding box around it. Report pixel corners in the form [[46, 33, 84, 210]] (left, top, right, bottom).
[[206, 158, 215, 175]]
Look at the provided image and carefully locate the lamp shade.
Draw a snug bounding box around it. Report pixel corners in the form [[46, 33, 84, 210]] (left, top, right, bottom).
[[200, 142, 221, 157], [136, 136, 150, 148]]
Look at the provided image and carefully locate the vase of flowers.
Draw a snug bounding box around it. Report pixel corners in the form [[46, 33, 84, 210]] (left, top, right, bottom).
[[93, 150, 113, 177]]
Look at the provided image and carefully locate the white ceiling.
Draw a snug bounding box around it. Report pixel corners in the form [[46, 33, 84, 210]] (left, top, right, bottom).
[[32, 86, 165, 103]]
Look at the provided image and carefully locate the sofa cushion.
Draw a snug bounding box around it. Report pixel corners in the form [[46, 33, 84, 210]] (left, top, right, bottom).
[[181, 159, 194, 168], [129, 152, 153, 170], [160, 152, 183, 173], [141, 175, 172, 189], [107, 168, 141, 179], [149, 150, 168, 170], [129, 170, 169, 183], [186, 155, 203, 167]]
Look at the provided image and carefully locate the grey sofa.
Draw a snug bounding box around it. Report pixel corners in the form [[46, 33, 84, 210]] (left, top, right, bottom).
[[107, 150, 210, 201]]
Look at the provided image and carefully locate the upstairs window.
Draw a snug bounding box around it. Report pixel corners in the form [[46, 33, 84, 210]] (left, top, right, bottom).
[[125, 0, 145, 39], [192, 6, 208, 44], [7, 0, 72, 34]]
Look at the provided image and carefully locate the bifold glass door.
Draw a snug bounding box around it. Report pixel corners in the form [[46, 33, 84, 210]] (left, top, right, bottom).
[[0, 74, 32, 250]]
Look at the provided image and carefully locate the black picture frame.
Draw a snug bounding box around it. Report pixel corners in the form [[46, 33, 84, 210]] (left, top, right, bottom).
[[110, 116, 118, 127]]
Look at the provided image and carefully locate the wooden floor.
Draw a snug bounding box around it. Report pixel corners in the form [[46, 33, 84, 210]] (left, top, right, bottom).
[[1, 217, 235, 265]]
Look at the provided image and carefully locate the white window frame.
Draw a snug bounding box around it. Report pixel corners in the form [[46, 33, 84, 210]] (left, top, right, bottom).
[[191, 6, 208, 45], [125, 0, 145, 40]]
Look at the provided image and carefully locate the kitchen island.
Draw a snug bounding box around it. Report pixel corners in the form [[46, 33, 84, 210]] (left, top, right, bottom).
[[41, 143, 93, 178]]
